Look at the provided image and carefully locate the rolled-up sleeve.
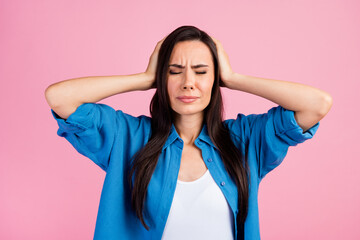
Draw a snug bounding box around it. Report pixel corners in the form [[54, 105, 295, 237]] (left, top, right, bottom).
[[51, 103, 118, 172], [225, 105, 320, 181], [249, 106, 319, 179]]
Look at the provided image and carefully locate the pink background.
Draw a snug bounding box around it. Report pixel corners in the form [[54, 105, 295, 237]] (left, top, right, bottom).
[[1, 0, 359, 239]]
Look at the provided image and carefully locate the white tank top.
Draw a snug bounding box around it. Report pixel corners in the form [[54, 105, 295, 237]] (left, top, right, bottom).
[[161, 169, 234, 240]]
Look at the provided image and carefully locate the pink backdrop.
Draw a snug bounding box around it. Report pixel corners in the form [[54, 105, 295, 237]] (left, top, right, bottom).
[[1, 0, 359, 239]]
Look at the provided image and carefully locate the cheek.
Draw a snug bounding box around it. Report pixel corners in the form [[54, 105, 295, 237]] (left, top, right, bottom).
[[200, 79, 214, 95], [167, 80, 178, 99]]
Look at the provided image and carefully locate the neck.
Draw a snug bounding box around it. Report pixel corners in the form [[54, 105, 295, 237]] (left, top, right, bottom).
[[173, 112, 204, 145]]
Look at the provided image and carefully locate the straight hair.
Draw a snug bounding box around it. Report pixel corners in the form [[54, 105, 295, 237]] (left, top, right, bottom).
[[128, 25, 250, 239]]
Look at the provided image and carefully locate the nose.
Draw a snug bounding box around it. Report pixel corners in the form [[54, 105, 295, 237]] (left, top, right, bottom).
[[182, 69, 195, 90]]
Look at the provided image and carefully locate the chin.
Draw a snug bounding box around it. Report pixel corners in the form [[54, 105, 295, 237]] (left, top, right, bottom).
[[172, 107, 205, 117]]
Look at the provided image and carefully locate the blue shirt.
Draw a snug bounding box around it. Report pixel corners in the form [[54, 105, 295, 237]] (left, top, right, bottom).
[[51, 103, 319, 239]]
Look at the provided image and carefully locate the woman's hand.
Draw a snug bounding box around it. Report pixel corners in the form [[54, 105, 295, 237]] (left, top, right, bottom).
[[211, 37, 235, 88], [145, 36, 166, 89]]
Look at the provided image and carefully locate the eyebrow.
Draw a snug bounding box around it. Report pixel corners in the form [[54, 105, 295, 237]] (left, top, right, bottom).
[[168, 64, 209, 69]]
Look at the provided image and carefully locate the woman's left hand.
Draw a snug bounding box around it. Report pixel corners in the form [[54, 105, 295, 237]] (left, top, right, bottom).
[[211, 36, 235, 88]]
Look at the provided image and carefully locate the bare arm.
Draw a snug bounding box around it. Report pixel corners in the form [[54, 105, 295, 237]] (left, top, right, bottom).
[[45, 37, 165, 120], [211, 37, 333, 132], [225, 73, 332, 132], [45, 73, 155, 119]]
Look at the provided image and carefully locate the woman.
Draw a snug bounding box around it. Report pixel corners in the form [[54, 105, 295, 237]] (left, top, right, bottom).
[[45, 25, 332, 240]]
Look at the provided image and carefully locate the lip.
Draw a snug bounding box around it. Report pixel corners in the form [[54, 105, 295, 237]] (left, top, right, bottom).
[[177, 96, 199, 103]]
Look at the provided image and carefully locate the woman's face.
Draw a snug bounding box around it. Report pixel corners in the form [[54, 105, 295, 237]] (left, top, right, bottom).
[[167, 40, 215, 119]]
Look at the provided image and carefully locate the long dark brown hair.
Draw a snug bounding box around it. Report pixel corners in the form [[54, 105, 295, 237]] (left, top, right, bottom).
[[128, 25, 250, 238]]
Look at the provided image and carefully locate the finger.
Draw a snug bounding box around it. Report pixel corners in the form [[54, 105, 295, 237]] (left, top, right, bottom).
[[158, 35, 168, 45], [154, 37, 166, 52], [210, 36, 220, 45]]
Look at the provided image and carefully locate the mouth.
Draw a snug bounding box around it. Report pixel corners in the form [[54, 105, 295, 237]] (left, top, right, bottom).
[[177, 96, 199, 103]]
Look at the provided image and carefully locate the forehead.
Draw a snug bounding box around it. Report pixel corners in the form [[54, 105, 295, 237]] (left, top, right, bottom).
[[169, 40, 213, 65]]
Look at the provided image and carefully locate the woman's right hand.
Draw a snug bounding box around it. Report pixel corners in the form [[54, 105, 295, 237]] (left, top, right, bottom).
[[145, 36, 166, 89]]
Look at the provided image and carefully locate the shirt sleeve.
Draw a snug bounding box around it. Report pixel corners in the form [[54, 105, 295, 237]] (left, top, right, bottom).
[[227, 105, 320, 180], [50, 103, 119, 172]]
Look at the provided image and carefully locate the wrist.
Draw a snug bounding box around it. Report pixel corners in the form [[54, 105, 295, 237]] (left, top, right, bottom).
[[141, 72, 156, 90], [222, 72, 243, 90]]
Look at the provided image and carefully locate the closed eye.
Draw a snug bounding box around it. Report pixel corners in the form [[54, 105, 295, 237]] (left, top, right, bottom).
[[169, 71, 207, 75]]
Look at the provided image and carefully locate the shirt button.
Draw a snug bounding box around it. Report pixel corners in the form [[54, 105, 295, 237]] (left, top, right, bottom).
[[220, 181, 225, 186], [179, 139, 183, 143], [207, 158, 213, 162]]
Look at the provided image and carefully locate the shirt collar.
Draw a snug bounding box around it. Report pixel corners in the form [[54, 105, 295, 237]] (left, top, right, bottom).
[[161, 123, 218, 152]]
